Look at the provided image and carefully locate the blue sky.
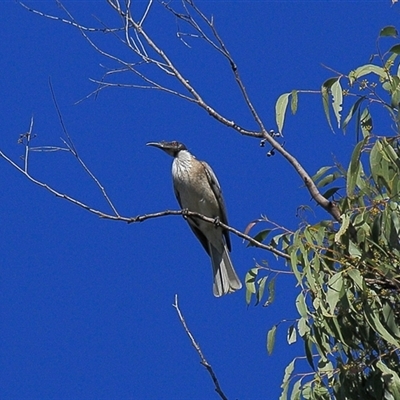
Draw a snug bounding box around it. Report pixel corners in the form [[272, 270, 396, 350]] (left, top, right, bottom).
[[1, 1, 399, 399]]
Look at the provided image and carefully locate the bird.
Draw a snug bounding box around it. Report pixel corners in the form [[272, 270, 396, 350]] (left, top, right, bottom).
[[147, 140, 242, 297]]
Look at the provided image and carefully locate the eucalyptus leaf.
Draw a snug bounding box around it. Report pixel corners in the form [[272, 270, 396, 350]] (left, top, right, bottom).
[[276, 93, 290, 133]]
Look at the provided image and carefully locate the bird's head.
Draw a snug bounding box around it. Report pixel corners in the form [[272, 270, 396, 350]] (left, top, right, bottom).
[[146, 140, 187, 157]]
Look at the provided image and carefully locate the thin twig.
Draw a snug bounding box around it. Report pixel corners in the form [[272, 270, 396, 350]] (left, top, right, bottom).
[[19, 1, 122, 33], [138, 0, 154, 27], [172, 294, 229, 400], [48, 79, 120, 217], [24, 116, 34, 173]]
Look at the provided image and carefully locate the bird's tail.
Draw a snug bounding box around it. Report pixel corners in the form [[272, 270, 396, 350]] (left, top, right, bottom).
[[210, 243, 242, 297]]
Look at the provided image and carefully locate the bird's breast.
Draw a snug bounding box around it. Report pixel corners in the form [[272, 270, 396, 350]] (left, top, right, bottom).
[[172, 158, 220, 218]]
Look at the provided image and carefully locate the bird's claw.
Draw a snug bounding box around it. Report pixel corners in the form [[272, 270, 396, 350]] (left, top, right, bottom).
[[182, 208, 190, 219], [213, 216, 221, 227]]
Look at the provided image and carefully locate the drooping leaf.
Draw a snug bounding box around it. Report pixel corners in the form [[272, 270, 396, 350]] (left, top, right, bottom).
[[276, 93, 290, 133], [335, 213, 350, 243], [304, 336, 314, 369], [267, 324, 277, 355], [331, 79, 343, 128], [321, 78, 338, 131], [290, 245, 303, 286], [347, 268, 364, 289], [359, 108, 373, 137], [298, 317, 310, 337], [364, 302, 400, 347], [290, 378, 302, 400], [295, 292, 308, 318], [290, 90, 298, 114], [264, 275, 276, 307], [255, 276, 268, 306], [279, 359, 295, 400], [346, 138, 367, 197], [382, 302, 400, 339], [342, 96, 366, 132], [348, 239, 362, 258], [287, 324, 297, 345], [245, 268, 258, 305], [326, 272, 343, 313]]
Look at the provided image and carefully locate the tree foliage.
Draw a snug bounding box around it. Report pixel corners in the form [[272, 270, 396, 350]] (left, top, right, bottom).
[[248, 26, 400, 399]]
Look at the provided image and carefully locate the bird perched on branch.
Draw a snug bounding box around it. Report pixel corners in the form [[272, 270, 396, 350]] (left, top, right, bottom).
[[147, 140, 242, 297]]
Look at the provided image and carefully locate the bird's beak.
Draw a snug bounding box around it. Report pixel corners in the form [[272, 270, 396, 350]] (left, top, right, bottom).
[[146, 141, 164, 149]]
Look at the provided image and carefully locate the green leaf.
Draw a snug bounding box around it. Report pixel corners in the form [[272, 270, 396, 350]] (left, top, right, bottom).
[[290, 90, 298, 114], [331, 79, 343, 128], [370, 139, 382, 186], [304, 336, 314, 369], [349, 64, 387, 86], [311, 166, 333, 183], [245, 288, 252, 306], [248, 229, 271, 247], [295, 292, 308, 318], [245, 268, 257, 290], [255, 276, 268, 306], [342, 96, 365, 132], [346, 138, 366, 197], [359, 108, 373, 137], [298, 317, 310, 337], [380, 26, 398, 37], [322, 187, 341, 200], [348, 240, 362, 258], [287, 324, 297, 345], [245, 268, 258, 305], [276, 93, 290, 133], [290, 247, 303, 286], [335, 213, 350, 243], [321, 78, 337, 131], [347, 268, 364, 289], [382, 302, 400, 339], [326, 272, 343, 313], [376, 360, 400, 398], [389, 44, 400, 54], [391, 77, 400, 107], [317, 172, 341, 188], [267, 325, 277, 355], [263, 275, 276, 307], [279, 359, 295, 400], [290, 379, 302, 400], [364, 302, 400, 347]]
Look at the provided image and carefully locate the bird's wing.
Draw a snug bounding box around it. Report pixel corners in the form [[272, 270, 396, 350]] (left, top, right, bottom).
[[174, 184, 210, 255], [200, 161, 232, 252]]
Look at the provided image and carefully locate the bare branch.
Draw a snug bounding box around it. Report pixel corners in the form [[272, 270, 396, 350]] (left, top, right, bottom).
[[138, 0, 154, 28], [48, 80, 120, 217], [163, 0, 267, 133], [172, 295, 229, 400], [19, 1, 121, 33], [24, 116, 34, 172]]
